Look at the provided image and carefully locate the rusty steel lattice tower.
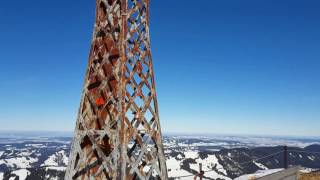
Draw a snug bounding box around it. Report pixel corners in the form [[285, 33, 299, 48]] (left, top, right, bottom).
[[65, 0, 168, 179]]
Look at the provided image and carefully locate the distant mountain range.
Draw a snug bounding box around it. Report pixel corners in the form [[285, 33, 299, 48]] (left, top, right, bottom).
[[0, 133, 319, 180]]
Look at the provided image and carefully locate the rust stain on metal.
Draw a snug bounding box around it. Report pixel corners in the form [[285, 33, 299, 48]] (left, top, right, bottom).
[[65, 0, 168, 179]]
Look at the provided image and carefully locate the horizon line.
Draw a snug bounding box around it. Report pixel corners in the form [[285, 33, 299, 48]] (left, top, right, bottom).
[[0, 130, 319, 139]]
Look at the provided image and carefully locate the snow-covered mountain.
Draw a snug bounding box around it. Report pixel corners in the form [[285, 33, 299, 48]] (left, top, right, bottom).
[[0, 133, 319, 180]]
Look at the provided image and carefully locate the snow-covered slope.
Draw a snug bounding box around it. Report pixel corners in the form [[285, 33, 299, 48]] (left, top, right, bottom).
[[0, 134, 319, 180]]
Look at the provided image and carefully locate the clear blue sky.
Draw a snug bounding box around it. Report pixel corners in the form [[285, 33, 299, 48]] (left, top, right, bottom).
[[0, 0, 319, 136]]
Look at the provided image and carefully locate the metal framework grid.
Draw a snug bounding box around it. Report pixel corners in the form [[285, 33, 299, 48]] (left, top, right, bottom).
[[65, 0, 168, 179]]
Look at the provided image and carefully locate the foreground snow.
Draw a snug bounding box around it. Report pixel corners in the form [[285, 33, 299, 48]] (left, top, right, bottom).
[[10, 169, 30, 180]]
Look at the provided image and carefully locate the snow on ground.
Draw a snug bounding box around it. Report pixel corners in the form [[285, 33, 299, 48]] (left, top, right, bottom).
[[166, 157, 192, 178], [0, 173, 3, 180], [10, 169, 30, 180], [300, 167, 317, 173], [164, 135, 318, 149], [189, 154, 231, 180], [308, 155, 315, 161], [41, 153, 58, 166], [235, 168, 283, 180], [0, 151, 4, 158], [17, 149, 34, 157], [203, 170, 232, 180], [184, 150, 198, 159], [253, 161, 268, 170], [60, 150, 68, 165], [41, 150, 68, 167], [39, 150, 68, 172], [0, 156, 38, 168], [25, 144, 46, 148], [45, 174, 60, 180], [44, 166, 66, 171]]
